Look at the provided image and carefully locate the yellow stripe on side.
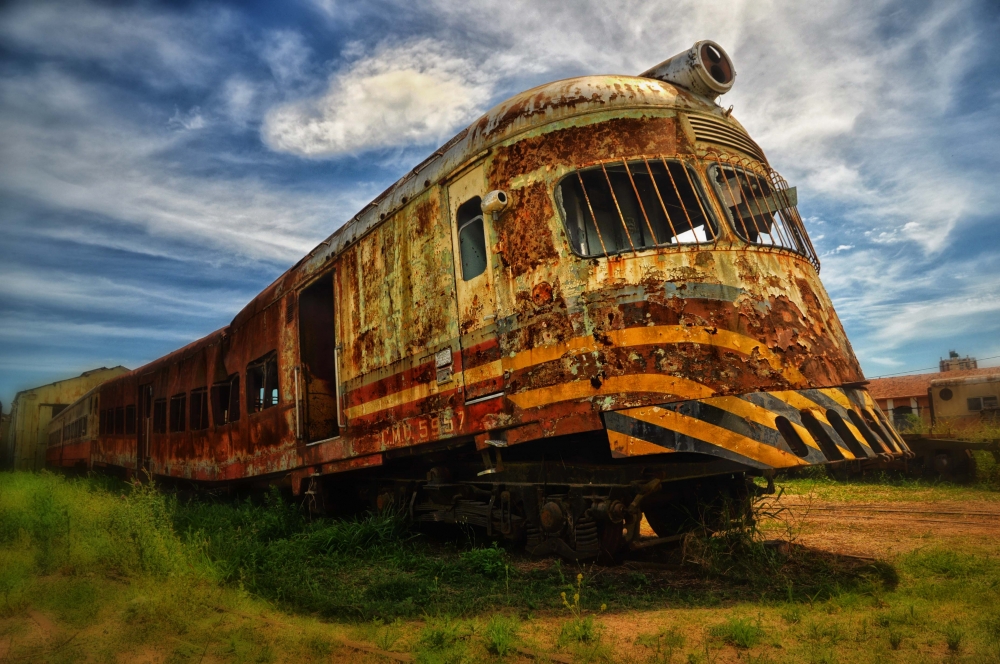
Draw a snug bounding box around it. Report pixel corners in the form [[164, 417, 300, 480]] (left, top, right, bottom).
[[623, 406, 807, 468], [608, 327, 808, 386], [500, 325, 806, 386], [607, 430, 674, 457], [463, 360, 503, 386], [506, 374, 715, 410]]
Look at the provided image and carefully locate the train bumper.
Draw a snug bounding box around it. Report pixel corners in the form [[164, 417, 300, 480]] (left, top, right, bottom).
[[603, 386, 909, 471]]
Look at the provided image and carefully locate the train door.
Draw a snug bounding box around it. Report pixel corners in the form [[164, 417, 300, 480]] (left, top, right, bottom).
[[298, 272, 341, 443], [448, 164, 504, 402], [137, 384, 152, 477]]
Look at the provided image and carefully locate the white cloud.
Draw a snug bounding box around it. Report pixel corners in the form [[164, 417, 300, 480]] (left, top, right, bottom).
[[262, 40, 492, 156]]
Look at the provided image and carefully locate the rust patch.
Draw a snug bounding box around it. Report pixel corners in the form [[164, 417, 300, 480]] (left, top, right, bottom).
[[494, 182, 558, 278], [490, 116, 679, 185], [531, 281, 554, 306]]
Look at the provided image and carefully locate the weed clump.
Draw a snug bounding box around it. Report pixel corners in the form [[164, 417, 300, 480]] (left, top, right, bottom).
[[483, 614, 520, 656], [709, 616, 764, 649]]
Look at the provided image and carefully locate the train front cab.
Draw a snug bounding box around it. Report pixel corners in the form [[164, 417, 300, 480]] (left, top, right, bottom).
[[494, 146, 910, 473], [464, 107, 912, 556]]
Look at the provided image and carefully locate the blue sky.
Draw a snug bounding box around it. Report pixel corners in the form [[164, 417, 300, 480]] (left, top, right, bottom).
[[2, 0, 999, 408]]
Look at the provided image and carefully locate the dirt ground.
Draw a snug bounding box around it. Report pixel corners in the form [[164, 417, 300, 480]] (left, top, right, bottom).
[[775, 497, 1000, 558]]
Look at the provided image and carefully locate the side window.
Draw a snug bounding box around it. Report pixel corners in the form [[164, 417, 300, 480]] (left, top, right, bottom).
[[153, 399, 167, 434], [247, 353, 279, 414], [211, 374, 240, 426], [456, 197, 487, 281], [125, 405, 136, 435], [190, 388, 209, 431], [99, 409, 107, 435], [114, 407, 125, 435], [169, 393, 186, 432], [968, 397, 983, 412]]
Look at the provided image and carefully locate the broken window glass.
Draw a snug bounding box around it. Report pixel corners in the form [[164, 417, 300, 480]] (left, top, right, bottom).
[[556, 159, 717, 258], [456, 197, 487, 280], [114, 407, 125, 435], [211, 374, 240, 426], [153, 399, 167, 434], [247, 353, 279, 414], [125, 405, 136, 435], [190, 388, 209, 431], [169, 394, 186, 432]]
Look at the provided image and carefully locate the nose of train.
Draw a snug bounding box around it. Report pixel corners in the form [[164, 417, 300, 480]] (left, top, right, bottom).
[[603, 386, 910, 470]]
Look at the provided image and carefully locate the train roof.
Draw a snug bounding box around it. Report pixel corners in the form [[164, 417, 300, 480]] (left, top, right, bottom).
[[236, 74, 729, 324], [127, 73, 735, 377]]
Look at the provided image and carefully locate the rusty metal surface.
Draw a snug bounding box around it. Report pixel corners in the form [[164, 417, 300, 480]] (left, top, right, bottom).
[[72, 72, 888, 487]]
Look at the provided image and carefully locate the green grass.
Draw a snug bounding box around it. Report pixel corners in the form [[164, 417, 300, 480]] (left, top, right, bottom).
[[4, 470, 1000, 662], [779, 457, 1000, 503]]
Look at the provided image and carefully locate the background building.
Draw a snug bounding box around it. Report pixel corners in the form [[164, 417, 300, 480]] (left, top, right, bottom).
[[869, 354, 1000, 431], [2, 367, 129, 471], [940, 350, 978, 372]]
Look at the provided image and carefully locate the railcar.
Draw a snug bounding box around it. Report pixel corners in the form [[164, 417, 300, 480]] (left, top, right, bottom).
[[48, 41, 910, 558]]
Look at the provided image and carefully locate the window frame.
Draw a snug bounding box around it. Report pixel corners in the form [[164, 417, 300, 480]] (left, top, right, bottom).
[[247, 352, 279, 415], [704, 154, 819, 268], [554, 157, 721, 260], [152, 398, 167, 434], [169, 393, 187, 433]]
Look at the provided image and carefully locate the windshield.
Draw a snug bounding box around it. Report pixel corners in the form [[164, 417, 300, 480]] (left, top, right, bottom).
[[709, 161, 817, 266], [555, 159, 718, 258]]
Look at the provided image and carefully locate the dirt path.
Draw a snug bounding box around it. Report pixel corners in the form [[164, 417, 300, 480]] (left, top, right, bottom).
[[771, 497, 1000, 558]]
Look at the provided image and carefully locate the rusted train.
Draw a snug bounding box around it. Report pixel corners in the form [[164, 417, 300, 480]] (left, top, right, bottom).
[[47, 41, 910, 558]]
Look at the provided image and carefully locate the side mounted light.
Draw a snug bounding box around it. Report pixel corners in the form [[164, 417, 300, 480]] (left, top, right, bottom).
[[640, 40, 736, 100], [481, 190, 509, 215]]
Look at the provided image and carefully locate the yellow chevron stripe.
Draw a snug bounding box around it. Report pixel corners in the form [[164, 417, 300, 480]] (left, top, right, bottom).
[[766, 390, 863, 454], [623, 406, 806, 468], [706, 396, 780, 431], [817, 387, 853, 411], [607, 430, 674, 457]]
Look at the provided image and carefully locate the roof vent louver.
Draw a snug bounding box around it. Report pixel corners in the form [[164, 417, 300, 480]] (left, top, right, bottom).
[[687, 115, 767, 164]]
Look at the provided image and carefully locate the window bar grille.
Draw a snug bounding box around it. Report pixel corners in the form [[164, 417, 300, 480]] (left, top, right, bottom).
[[599, 161, 637, 254], [621, 158, 661, 247], [679, 159, 717, 242], [660, 157, 701, 249], [769, 169, 820, 269], [576, 171, 609, 258], [737, 159, 793, 249], [642, 157, 683, 245], [713, 156, 755, 243]]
